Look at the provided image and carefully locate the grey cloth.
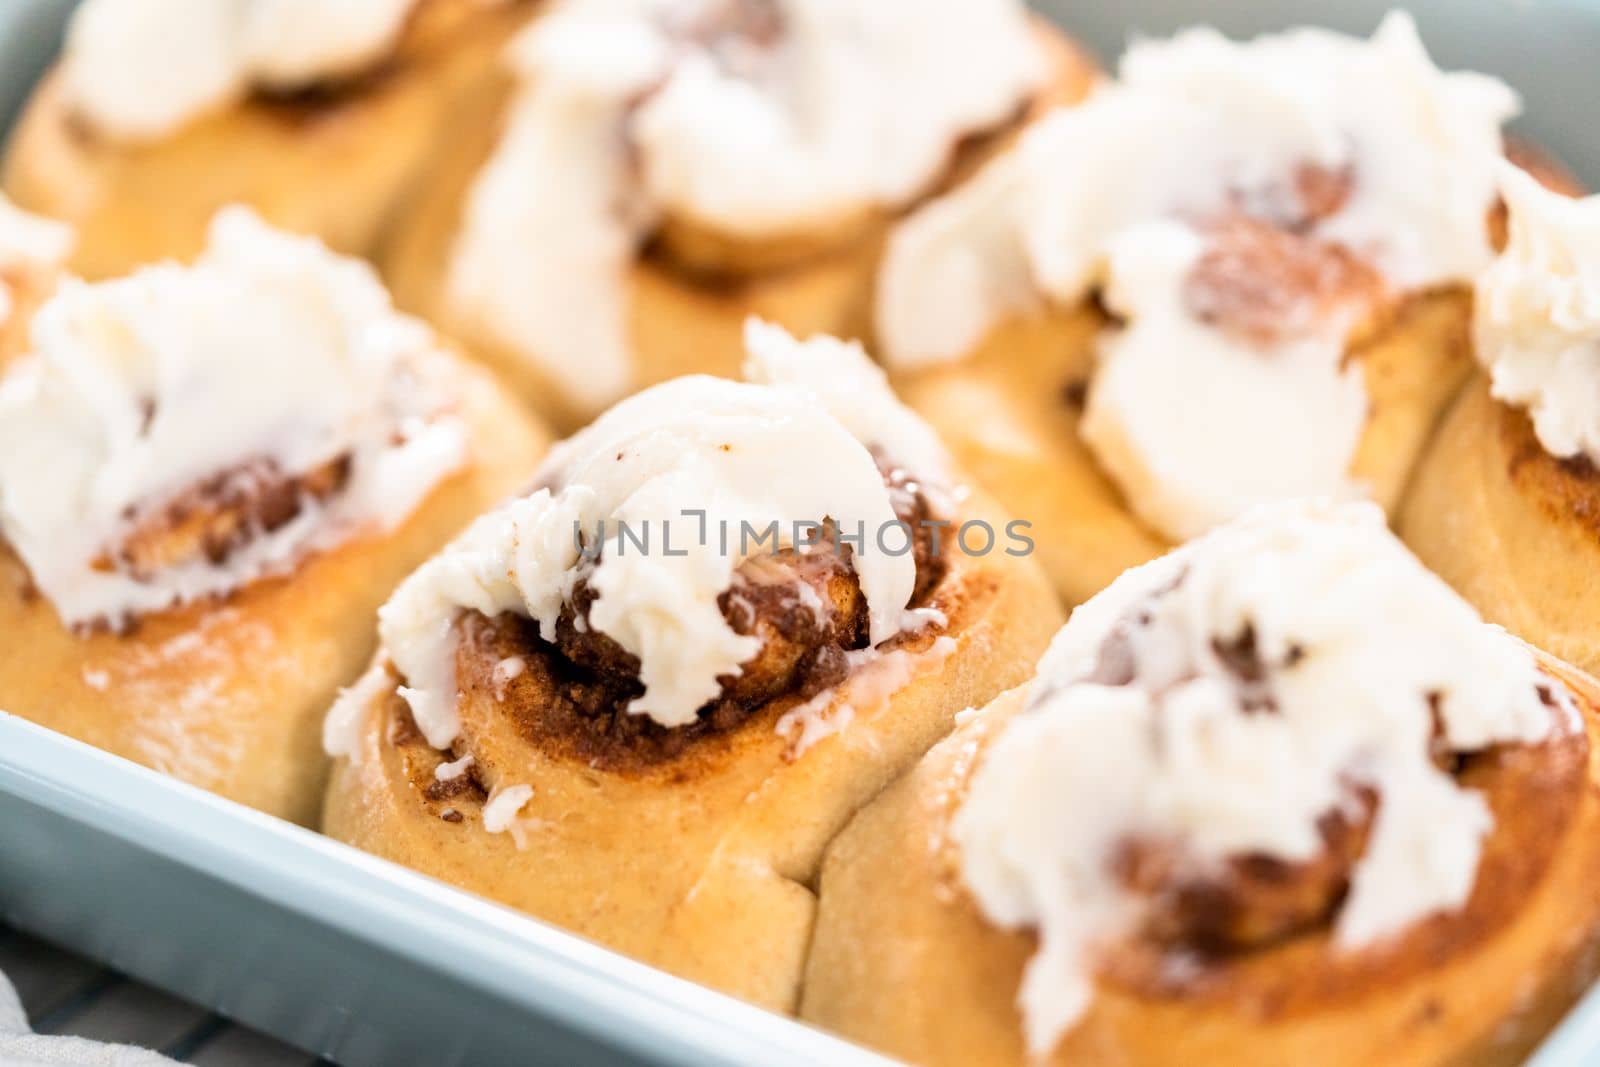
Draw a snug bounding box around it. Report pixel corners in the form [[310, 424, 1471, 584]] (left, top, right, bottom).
[[0, 971, 176, 1067]]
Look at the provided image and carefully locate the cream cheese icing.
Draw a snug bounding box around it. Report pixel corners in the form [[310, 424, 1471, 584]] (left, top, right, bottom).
[[879, 13, 1517, 541], [741, 319, 953, 499], [0, 196, 72, 327], [0, 207, 468, 629], [953, 499, 1564, 1056], [352, 321, 950, 750], [61, 0, 418, 141], [1476, 164, 1600, 464], [447, 0, 1043, 412], [1080, 219, 1371, 539]]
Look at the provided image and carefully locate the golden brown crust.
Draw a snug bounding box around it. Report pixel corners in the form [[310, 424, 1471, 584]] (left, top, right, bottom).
[[378, 20, 1100, 430], [1502, 402, 1600, 530], [0, 355, 550, 826], [0, 0, 537, 278], [1402, 376, 1600, 677], [321, 485, 1064, 1010], [800, 653, 1600, 1067]]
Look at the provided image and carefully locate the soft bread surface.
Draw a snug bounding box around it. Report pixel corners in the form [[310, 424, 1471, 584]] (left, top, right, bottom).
[[1403, 376, 1600, 677], [0, 0, 535, 278], [322, 488, 1063, 1010], [0, 360, 548, 826], [800, 653, 1600, 1067]]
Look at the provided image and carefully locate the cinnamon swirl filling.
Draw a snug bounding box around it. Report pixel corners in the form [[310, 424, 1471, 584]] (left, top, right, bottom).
[[1072, 553, 1581, 963], [448, 456, 948, 773], [0, 208, 469, 630], [95, 454, 352, 582], [1096, 712, 1586, 1010], [1182, 214, 1384, 349], [1112, 791, 1378, 955], [952, 501, 1572, 1055]]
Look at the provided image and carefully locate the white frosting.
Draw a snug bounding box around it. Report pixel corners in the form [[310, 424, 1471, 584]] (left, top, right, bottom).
[[482, 783, 535, 842], [880, 13, 1516, 540], [953, 500, 1564, 1055], [741, 319, 952, 497], [324, 660, 398, 760], [0, 208, 468, 628], [1079, 220, 1370, 539], [775, 634, 956, 758], [0, 196, 72, 326], [355, 322, 948, 749], [447, 13, 667, 412], [491, 655, 528, 698], [61, 0, 418, 140], [435, 753, 476, 782], [447, 0, 1042, 412], [1476, 164, 1600, 463], [632, 0, 1042, 234]]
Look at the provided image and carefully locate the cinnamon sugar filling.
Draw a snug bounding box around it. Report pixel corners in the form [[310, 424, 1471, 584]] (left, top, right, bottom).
[[1113, 788, 1377, 956], [1059, 146, 1552, 418], [1183, 214, 1384, 348], [1077, 587, 1584, 968], [1096, 716, 1587, 1008], [1173, 150, 1574, 359], [441, 458, 948, 773], [92, 454, 352, 582]]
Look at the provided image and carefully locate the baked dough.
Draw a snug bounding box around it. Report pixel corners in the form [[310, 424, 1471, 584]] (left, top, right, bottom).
[[801, 651, 1600, 1067], [1402, 377, 1600, 676], [0, 358, 547, 827], [1, 0, 536, 278], [323, 486, 1062, 1010]]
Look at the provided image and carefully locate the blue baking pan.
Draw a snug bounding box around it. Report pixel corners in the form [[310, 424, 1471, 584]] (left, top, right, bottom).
[[1, 2, 1598, 1065]]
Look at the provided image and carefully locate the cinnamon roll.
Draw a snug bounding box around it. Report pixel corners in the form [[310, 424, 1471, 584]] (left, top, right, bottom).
[[874, 14, 1542, 605], [0, 194, 71, 367], [1, 0, 535, 279], [1402, 168, 1600, 675], [321, 322, 1062, 1010], [0, 209, 548, 826], [379, 0, 1095, 430], [802, 500, 1600, 1067]]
